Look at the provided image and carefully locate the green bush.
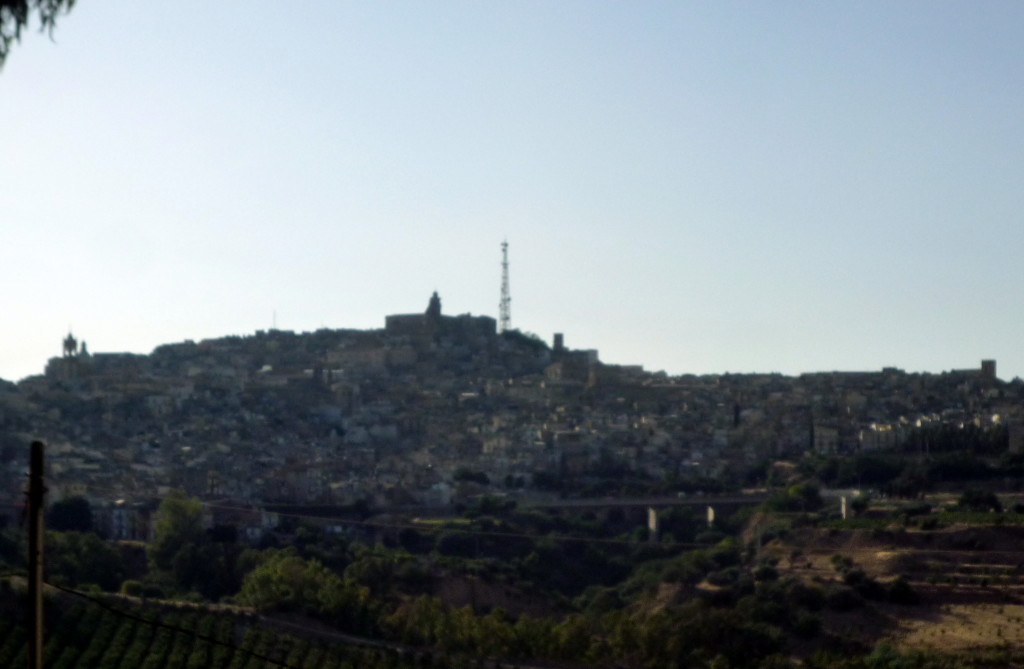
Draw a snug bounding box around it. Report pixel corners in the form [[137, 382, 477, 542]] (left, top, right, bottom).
[[119, 580, 144, 597]]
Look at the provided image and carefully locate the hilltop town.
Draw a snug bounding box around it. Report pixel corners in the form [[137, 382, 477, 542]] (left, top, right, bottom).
[[0, 293, 1019, 540]]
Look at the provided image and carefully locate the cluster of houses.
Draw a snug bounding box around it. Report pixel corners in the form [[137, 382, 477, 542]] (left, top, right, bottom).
[[0, 294, 1019, 543]]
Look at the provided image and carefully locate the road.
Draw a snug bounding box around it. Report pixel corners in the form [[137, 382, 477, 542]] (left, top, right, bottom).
[[521, 493, 769, 509]]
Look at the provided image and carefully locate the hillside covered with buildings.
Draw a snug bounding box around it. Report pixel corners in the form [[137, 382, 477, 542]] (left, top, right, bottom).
[[0, 293, 1020, 540]]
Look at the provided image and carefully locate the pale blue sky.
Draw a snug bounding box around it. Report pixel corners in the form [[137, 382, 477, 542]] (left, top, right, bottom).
[[2, 2, 1023, 381]]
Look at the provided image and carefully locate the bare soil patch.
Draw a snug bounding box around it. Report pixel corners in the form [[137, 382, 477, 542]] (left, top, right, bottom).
[[890, 603, 1024, 652]]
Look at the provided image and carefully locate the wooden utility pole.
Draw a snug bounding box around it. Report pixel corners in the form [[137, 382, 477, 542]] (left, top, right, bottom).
[[27, 440, 45, 669]]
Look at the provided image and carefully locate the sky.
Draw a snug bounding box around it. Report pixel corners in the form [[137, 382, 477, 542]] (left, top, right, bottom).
[[2, 2, 1023, 382]]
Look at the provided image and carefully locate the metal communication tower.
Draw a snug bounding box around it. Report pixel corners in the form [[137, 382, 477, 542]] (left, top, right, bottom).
[[499, 240, 511, 333]]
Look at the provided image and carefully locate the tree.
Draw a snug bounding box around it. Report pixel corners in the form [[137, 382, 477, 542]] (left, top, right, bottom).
[[957, 489, 1002, 513], [435, 531, 476, 558], [0, 0, 76, 68], [46, 530, 125, 591], [149, 490, 205, 571], [47, 496, 93, 532], [238, 548, 374, 631], [849, 495, 870, 516], [172, 542, 231, 600], [765, 483, 822, 512]]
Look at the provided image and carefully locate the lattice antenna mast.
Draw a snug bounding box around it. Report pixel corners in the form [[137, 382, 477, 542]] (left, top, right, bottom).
[[499, 240, 511, 333]]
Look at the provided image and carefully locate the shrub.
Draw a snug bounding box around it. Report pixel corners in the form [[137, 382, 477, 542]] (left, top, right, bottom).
[[830, 554, 854, 574], [706, 567, 741, 587], [824, 584, 864, 611], [792, 610, 821, 638], [887, 576, 920, 605], [785, 581, 825, 611], [850, 496, 870, 516], [695, 530, 726, 544], [120, 580, 144, 597], [843, 568, 887, 600], [957, 489, 1002, 513], [903, 501, 932, 517], [142, 583, 166, 599]]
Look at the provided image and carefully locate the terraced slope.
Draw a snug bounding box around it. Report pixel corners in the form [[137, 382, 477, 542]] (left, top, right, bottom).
[[0, 597, 424, 669]]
